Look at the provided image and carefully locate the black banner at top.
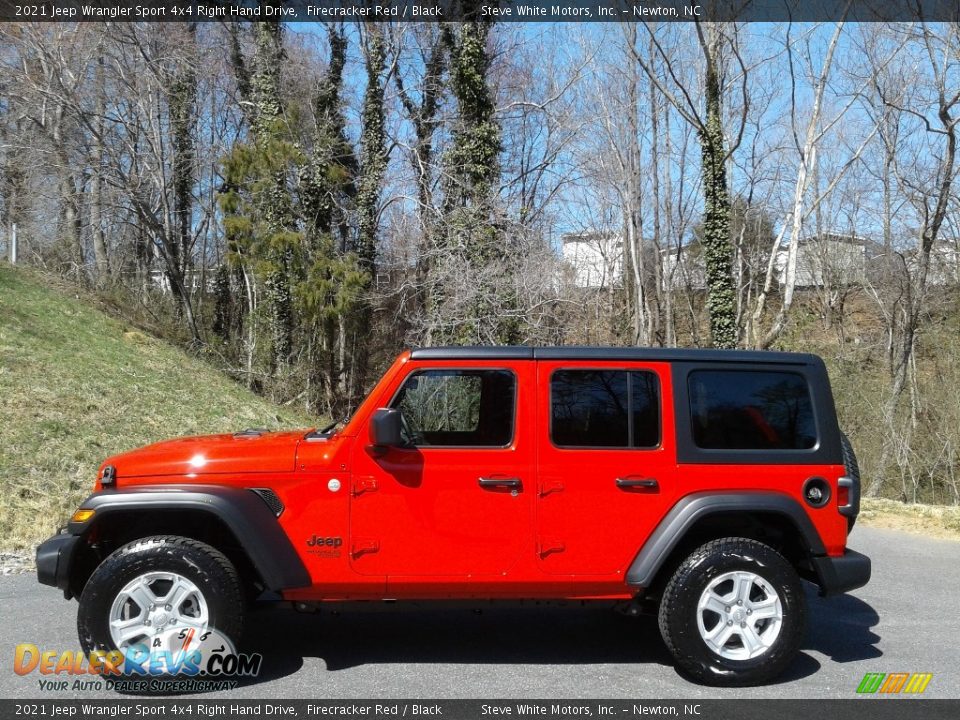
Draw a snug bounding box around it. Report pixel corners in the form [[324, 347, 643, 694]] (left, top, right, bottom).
[[0, 0, 958, 23]]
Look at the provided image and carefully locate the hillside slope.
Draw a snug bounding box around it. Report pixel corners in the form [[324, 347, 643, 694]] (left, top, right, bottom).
[[0, 264, 314, 550]]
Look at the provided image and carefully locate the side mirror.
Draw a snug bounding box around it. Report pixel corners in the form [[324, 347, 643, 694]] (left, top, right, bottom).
[[369, 408, 402, 448]]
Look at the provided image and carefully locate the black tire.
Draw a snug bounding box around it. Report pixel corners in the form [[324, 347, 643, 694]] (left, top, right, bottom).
[[657, 537, 805, 686], [840, 431, 860, 531], [77, 535, 244, 656], [840, 431, 860, 485]]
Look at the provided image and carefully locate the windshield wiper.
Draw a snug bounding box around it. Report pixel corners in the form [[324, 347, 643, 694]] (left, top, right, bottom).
[[316, 411, 353, 435], [318, 419, 340, 434]]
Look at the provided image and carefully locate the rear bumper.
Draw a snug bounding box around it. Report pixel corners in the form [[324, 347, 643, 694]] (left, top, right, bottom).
[[36, 533, 80, 598], [811, 549, 871, 596]]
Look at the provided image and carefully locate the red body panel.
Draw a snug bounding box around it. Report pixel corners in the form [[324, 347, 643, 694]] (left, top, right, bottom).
[[97, 350, 851, 601], [536, 360, 676, 579], [95, 431, 303, 482]]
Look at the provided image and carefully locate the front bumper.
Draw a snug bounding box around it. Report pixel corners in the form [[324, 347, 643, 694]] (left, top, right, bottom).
[[811, 549, 871, 596], [36, 532, 80, 598]]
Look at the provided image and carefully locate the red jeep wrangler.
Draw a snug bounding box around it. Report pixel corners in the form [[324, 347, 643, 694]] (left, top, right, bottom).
[[37, 346, 869, 685]]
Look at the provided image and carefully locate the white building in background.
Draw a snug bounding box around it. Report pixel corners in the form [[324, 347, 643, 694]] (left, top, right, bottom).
[[661, 245, 707, 290], [774, 233, 868, 288], [926, 242, 960, 286], [561, 232, 624, 290], [144, 268, 215, 294], [560, 229, 926, 292], [661, 233, 871, 291]]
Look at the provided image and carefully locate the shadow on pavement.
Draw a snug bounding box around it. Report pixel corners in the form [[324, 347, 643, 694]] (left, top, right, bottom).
[[236, 584, 881, 690], [802, 586, 882, 663], [240, 602, 673, 679], [119, 581, 881, 694]]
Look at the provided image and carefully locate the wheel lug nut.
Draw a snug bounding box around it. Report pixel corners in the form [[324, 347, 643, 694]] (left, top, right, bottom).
[[149, 605, 155, 611], [737, 600, 743, 606], [740, 622, 746, 628], [727, 620, 733, 626], [724, 606, 730, 612], [144, 620, 151, 626], [747, 609, 752, 615], [165, 605, 172, 611]]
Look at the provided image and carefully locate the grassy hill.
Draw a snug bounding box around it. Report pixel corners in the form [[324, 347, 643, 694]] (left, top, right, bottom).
[[0, 264, 315, 551]]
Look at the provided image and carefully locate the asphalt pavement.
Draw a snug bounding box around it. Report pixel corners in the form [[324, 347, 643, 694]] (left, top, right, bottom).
[[1, 526, 957, 699]]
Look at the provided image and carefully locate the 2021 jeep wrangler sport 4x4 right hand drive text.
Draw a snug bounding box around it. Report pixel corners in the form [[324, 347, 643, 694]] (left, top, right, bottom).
[[37, 346, 870, 686]]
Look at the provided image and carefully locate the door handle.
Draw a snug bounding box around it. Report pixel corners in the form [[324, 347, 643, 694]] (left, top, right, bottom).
[[478, 476, 522, 489], [615, 477, 659, 490]]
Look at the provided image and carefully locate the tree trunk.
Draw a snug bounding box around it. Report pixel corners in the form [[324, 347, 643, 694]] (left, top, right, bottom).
[[60, 172, 84, 277], [253, 20, 293, 371], [170, 23, 197, 284], [624, 26, 647, 345], [90, 53, 110, 284], [698, 33, 737, 349]]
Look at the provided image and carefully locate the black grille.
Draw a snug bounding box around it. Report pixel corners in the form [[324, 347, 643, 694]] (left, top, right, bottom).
[[250, 488, 284, 517]]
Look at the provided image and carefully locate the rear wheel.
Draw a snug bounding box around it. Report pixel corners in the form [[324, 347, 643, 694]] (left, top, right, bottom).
[[658, 537, 805, 686], [77, 536, 244, 657]]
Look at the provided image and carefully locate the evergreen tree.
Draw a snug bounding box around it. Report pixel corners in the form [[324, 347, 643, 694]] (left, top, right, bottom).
[[295, 25, 366, 415], [220, 17, 301, 388]]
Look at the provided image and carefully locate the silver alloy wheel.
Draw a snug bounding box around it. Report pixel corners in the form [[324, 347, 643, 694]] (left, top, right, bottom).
[[108, 572, 209, 650], [696, 570, 783, 660]]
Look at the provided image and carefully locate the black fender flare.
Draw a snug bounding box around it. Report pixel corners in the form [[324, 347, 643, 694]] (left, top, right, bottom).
[[625, 491, 826, 588], [68, 485, 310, 591]]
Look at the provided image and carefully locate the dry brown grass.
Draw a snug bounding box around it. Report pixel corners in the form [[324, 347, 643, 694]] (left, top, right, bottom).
[[859, 498, 960, 541]]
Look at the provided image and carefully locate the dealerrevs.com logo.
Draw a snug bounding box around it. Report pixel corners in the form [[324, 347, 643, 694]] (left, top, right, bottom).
[[14, 627, 262, 693], [856, 672, 933, 695]]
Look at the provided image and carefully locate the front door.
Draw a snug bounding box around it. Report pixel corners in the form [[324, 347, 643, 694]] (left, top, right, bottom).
[[535, 360, 675, 575], [350, 362, 534, 582]]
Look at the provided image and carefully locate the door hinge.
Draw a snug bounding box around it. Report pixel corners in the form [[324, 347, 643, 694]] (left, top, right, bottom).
[[352, 476, 378, 496], [351, 538, 380, 558], [538, 538, 565, 558], [539, 480, 564, 497]]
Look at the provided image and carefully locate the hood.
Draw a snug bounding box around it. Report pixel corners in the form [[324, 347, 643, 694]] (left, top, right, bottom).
[[99, 430, 306, 481]]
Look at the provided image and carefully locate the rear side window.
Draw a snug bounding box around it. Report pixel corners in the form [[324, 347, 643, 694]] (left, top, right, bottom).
[[391, 369, 516, 447], [688, 370, 816, 450], [550, 370, 660, 449]]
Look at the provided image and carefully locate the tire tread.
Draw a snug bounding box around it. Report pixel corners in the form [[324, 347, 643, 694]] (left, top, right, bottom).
[[77, 535, 243, 656], [657, 536, 805, 686]]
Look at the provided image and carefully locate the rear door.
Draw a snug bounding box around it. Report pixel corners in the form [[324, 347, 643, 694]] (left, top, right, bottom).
[[535, 360, 676, 575], [349, 361, 535, 581]]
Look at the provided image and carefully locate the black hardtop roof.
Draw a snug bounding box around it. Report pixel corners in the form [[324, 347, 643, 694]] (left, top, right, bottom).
[[409, 346, 821, 365]]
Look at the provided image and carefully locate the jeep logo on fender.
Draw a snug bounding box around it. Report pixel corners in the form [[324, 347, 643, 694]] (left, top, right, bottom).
[[306, 535, 343, 548]]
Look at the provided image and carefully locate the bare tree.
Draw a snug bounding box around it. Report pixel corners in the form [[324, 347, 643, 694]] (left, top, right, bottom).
[[865, 22, 960, 497], [631, 20, 750, 348]]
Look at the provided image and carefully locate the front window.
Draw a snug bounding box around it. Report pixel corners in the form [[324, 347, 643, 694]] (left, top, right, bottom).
[[391, 369, 516, 448]]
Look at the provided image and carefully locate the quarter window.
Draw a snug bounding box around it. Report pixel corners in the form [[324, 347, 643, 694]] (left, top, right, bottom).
[[391, 369, 516, 447], [550, 370, 661, 449], [688, 370, 817, 450]]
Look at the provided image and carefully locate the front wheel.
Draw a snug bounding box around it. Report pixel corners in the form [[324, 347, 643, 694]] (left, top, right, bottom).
[[77, 536, 244, 658], [658, 537, 805, 686]]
